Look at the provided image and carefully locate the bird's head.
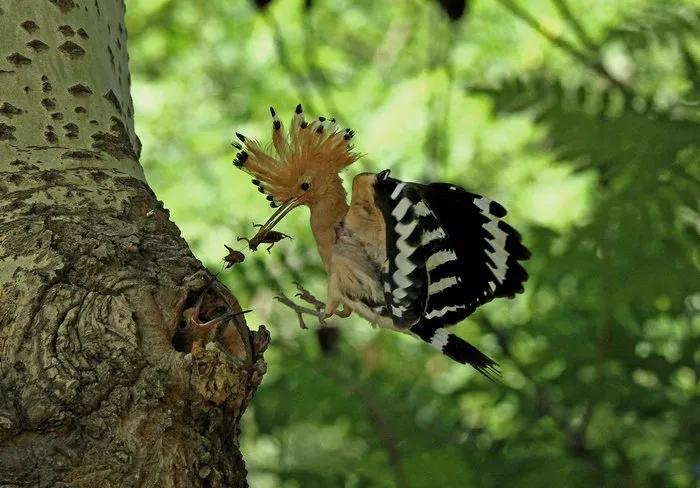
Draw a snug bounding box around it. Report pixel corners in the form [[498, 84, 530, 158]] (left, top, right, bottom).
[[232, 104, 360, 235]]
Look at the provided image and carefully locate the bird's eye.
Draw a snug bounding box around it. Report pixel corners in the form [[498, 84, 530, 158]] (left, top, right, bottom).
[[300, 182, 310, 191]]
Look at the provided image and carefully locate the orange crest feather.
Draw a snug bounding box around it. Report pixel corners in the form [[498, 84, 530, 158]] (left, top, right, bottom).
[[232, 105, 359, 205]]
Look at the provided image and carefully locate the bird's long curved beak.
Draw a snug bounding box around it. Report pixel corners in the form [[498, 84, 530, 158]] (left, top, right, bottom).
[[257, 195, 304, 235]]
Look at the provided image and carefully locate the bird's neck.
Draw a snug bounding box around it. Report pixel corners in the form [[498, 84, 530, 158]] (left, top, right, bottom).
[[309, 180, 349, 272]]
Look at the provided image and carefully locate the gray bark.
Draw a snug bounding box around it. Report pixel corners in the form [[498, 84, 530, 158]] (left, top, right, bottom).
[[0, 1, 267, 486]]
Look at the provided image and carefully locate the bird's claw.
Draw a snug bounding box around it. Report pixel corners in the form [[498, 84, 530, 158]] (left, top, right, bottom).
[[293, 282, 326, 311], [275, 293, 326, 329], [336, 308, 352, 318], [276, 284, 351, 329]]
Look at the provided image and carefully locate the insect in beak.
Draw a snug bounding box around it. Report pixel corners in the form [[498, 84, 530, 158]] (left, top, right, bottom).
[[255, 194, 305, 236]]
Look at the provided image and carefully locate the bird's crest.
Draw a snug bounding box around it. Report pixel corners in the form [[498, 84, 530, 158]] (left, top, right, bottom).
[[231, 104, 360, 207]]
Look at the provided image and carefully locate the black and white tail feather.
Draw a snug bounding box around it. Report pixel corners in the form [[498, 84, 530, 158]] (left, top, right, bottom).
[[373, 170, 530, 380]]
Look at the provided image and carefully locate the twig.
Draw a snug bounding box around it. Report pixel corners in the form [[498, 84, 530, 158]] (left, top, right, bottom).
[[492, 0, 633, 98], [551, 0, 598, 52]]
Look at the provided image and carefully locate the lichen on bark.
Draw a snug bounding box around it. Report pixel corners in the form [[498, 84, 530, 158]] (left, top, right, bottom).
[[0, 1, 265, 487]]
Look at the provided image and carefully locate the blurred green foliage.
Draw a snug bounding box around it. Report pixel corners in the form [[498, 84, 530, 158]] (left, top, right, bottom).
[[125, 0, 700, 486]]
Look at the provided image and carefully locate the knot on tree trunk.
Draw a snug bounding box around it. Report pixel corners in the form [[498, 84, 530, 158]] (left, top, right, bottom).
[[187, 337, 266, 411]]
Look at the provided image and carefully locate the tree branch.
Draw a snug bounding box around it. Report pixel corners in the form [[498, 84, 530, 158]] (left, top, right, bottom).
[[491, 0, 633, 98], [551, 0, 598, 53]]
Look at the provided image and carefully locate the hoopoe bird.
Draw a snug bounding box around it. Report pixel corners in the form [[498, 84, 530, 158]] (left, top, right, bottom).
[[231, 105, 530, 378]]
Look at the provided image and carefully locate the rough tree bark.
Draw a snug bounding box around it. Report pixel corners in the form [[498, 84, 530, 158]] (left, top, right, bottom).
[[0, 1, 268, 486]]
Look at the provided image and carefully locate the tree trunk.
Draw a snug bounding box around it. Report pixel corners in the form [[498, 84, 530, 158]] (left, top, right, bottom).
[[0, 1, 267, 486]]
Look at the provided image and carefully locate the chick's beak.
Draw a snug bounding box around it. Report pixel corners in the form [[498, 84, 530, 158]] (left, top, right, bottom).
[[256, 194, 305, 235]]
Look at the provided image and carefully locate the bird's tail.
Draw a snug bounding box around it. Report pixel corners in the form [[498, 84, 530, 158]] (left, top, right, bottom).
[[410, 322, 501, 381]]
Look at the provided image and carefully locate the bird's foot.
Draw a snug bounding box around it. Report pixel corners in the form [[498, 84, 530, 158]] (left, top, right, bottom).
[[293, 281, 326, 312], [275, 283, 352, 328], [274, 292, 327, 329], [336, 308, 352, 318]]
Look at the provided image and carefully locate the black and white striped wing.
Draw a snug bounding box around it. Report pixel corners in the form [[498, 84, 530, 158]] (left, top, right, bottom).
[[416, 181, 530, 320], [374, 174, 530, 328], [373, 173, 530, 377], [373, 179, 428, 328]]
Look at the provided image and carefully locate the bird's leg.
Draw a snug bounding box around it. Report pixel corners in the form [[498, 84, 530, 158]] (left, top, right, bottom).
[[325, 274, 341, 319], [276, 283, 351, 329], [292, 281, 352, 320], [325, 297, 340, 318], [336, 308, 352, 318], [294, 281, 326, 312], [324, 278, 352, 319], [274, 292, 327, 329]]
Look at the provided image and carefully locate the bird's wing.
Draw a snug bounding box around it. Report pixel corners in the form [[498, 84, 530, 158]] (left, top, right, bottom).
[[414, 182, 531, 325], [373, 180, 429, 328], [374, 174, 530, 329]]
